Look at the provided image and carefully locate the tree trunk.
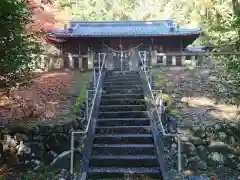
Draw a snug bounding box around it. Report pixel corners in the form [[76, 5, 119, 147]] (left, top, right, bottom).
[[232, 0, 240, 14]]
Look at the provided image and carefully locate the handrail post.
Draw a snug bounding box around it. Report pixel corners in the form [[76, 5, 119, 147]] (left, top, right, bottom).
[[121, 54, 123, 71], [159, 90, 162, 119], [165, 133, 182, 175], [86, 90, 89, 121], [98, 53, 101, 70], [150, 71, 153, 88], [70, 131, 75, 176], [177, 134, 181, 173], [93, 68, 96, 89], [177, 122, 182, 174]]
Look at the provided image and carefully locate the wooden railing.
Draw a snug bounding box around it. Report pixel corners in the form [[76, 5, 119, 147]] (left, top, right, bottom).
[[34, 51, 240, 71], [33, 53, 90, 71], [152, 51, 240, 66]]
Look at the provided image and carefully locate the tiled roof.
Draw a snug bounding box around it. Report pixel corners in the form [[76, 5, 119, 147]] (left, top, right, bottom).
[[51, 20, 201, 37]]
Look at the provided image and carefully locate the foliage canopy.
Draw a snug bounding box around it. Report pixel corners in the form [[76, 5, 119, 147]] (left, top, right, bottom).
[[0, 0, 42, 88]]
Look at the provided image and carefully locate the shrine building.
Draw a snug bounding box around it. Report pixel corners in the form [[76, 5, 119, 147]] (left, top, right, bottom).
[[46, 20, 202, 70]]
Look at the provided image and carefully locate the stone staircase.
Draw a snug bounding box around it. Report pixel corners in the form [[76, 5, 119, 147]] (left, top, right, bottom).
[[87, 71, 164, 179]]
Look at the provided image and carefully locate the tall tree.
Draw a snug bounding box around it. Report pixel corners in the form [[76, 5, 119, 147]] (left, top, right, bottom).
[[232, 0, 240, 14], [0, 0, 42, 88]]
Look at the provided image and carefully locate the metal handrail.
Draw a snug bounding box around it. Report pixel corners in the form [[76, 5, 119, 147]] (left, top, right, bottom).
[[138, 52, 166, 136], [138, 51, 183, 174], [146, 71, 182, 173], [70, 53, 106, 176]]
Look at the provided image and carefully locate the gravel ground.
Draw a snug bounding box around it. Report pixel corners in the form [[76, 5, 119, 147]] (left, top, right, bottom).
[[152, 66, 240, 180]]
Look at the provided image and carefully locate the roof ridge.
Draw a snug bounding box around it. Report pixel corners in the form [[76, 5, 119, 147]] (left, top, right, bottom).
[[50, 20, 202, 38], [69, 20, 173, 24]]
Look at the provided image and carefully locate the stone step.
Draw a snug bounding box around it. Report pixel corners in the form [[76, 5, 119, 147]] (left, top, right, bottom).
[[96, 118, 150, 126], [98, 111, 148, 119], [91, 144, 155, 155], [85, 70, 163, 180], [104, 77, 141, 82], [105, 71, 139, 75], [102, 89, 143, 94], [106, 71, 139, 75], [105, 76, 140, 80], [103, 84, 142, 89], [88, 167, 162, 179], [105, 73, 139, 78], [89, 155, 159, 167], [95, 126, 151, 134], [93, 134, 154, 144], [100, 99, 146, 106], [104, 80, 141, 85], [104, 76, 141, 82], [99, 104, 147, 112], [101, 94, 144, 101]]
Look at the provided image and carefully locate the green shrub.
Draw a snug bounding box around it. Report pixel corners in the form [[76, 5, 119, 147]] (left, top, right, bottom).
[[170, 108, 180, 116], [73, 83, 87, 115], [162, 93, 171, 107], [0, 0, 42, 88]]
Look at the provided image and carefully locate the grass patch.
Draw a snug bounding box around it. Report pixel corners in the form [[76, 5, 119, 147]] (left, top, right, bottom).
[[72, 83, 87, 115], [56, 71, 92, 122], [162, 93, 171, 106], [154, 71, 164, 87]]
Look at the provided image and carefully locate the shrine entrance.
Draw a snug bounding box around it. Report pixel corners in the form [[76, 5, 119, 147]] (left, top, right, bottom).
[[112, 52, 131, 71], [101, 41, 144, 71]]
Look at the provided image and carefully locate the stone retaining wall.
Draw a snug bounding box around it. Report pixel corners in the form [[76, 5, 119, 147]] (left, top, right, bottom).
[[163, 121, 240, 179], [0, 118, 86, 173]]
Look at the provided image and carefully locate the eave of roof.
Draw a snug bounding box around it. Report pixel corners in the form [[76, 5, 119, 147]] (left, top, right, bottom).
[[48, 20, 202, 38], [49, 31, 201, 38]]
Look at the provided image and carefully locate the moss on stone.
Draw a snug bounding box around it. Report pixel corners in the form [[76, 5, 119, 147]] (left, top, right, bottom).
[[155, 71, 164, 87], [170, 108, 180, 116]]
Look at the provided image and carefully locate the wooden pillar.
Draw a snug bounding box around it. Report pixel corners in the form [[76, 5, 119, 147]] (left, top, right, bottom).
[[181, 55, 186, 66], [58, 43, 63, 69], [151, 50, 157, 66], [130, 48, 139, 71], [105, 52, 113, 70], [191, 55, 195, 62], [88, 49, 93, 69], [56, 55, 63, 69], [78, 56, 82, 69], [172, 56, 176, 65], [78, 44, 82, 69], [68, 53, 74, 69], [78, 43, 83, 69], [163, 55, 167, 66], [202, 55, 206, 64], [191, 55, 196, 67], [49, 56, 53, 70], [191, 55, 197, 67]]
